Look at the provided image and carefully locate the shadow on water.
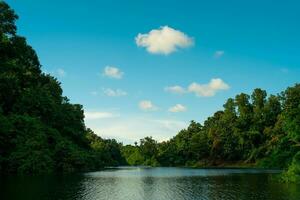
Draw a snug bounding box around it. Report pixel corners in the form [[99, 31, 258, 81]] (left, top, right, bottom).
[[0, 174, 85, 200], [1, 167, 300, 200]]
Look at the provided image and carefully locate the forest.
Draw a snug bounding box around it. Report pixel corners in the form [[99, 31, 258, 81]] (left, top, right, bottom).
[[0, 1, 299, 182], [0, 2, 125, 174], [121, 86, 300, 182]]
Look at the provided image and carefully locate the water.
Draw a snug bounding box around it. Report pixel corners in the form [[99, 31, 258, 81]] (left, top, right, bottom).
[[1, 167, 299, 200]]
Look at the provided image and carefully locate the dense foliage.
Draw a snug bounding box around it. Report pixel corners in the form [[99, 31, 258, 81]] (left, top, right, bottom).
[[122, 86, 300, 182], [1, 2, 299, 182], [0, 2, 124, 174]]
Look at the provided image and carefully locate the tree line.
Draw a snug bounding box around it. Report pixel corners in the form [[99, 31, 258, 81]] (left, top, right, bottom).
[[0, 2, 125, 174], [121, 86, 300, 182], [0, 1, 299, 182]]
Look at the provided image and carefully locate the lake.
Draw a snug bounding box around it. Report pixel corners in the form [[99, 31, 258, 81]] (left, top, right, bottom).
[[1, 167, 299, 200]]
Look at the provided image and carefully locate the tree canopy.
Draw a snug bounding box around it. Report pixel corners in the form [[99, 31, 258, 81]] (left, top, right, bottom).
[[0, 1, 124, 173], [122, 85, 300, 182], [0, 1, 299, 182]]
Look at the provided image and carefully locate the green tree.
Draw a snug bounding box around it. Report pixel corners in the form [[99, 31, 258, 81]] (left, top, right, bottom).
[[0, 1, 125, 174]]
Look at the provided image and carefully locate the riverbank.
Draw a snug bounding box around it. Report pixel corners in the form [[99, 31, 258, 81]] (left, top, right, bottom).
[[191, 159, 256, 168]]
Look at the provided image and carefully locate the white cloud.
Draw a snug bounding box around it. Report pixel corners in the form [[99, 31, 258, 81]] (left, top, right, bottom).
[[85, 116, 188, 144], [90, 91, 98, 96], [169, 104, 187, 113], [135, 26, 193, 55], [103, 88, 127, 97], [188, 78, 230, 97], [165, 79, 230, 98], [152, 119, 187, 134], [57, 69, 66, 77], [103, 66, 123, 79], [139, 100, 158, 111], [53, 68, 66, 78], [165, 85, 186, 94], [84, 111, 119, 120], [214, 50, 224, 58], [45, 68, 66, 78]]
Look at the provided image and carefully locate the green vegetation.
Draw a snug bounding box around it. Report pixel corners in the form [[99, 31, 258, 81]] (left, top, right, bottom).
[[0, 2, 299, 183], [0, 1, 124, 174], [121, 86, 300, 182]]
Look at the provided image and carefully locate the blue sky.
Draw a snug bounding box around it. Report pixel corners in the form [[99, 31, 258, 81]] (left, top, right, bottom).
[[7, 0, 300, 143]]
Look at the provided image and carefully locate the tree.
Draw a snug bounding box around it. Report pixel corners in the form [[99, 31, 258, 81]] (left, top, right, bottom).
[[251, 88, 267, 132], [139, 137, 158, 159], [0, 1, 125, 174], [0, 1, 18, 36], [282, 84, 300, 144]]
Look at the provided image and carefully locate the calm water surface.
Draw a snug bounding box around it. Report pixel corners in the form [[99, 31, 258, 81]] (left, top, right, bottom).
[[1, 167, 300, 200]]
